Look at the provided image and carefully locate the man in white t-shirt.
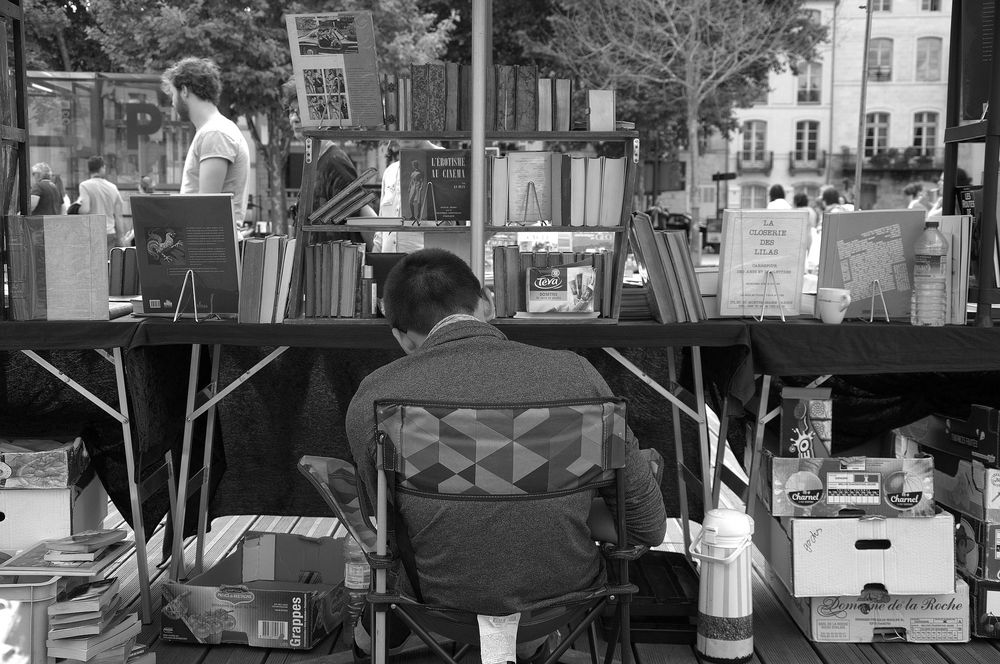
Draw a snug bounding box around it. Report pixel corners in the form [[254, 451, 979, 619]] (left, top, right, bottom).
[[76, 155, 129, 253], [162, 57, 250, 226]]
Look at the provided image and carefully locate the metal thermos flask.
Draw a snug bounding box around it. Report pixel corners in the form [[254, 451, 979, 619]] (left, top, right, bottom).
[[690, 508, 755, 663]]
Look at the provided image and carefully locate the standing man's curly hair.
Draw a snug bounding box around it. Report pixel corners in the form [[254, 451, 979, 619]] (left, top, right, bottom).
[[161, 57, 222, 105]]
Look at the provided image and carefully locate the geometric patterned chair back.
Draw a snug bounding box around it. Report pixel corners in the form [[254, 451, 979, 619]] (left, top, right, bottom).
[[375, 398, 627, 497]]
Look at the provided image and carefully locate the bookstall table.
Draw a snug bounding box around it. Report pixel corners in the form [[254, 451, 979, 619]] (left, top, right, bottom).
[[738, 319, 1000, 515], [128, 317, 751, 578], [0, 318, 160, 624]]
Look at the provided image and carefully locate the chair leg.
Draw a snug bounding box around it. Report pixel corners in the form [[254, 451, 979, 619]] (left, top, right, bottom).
[[587, 623, 599, 664], [619, 602, 632, 664], [602, 610, 620, 664]]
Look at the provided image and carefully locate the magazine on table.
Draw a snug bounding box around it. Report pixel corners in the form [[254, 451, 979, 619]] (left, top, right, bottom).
[[0, 540, 132, 576]]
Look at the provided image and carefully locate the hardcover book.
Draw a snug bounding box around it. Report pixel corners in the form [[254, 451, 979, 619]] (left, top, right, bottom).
[[5, 214, 109, 320], [130, 194, 241, 319], [399, 149, 472, 223], [816, 209, 927, 320], [514, 64, 538, 131], [717, 208, 810, 318], [495, 64, 517, 130], [627, 212, 676, 323], [285, 11, 383, 128], [506, 151, 554, 223]]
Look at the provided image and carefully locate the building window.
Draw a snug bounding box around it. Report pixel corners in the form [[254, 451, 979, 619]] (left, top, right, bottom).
[[741, 184, 768, 209], [873, 0, 891, 11], [794, 184, 821, 202], [921, 0, 940, 10], [913, 111, 938, 156], [797, 63, 822, 104], [864, 112, 890, 157], [742, 121, 767, 161], [916, 37, 942, 81], [868, 38, 893, 81], [795, 121, 820, 161]]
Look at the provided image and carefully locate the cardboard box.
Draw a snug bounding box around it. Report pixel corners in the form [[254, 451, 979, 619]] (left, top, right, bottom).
[[751, 500, 955, 597], [788, 511, 954, 597], [0, 473, 107, 555], [899, 408, 1000, 466], [161, 532, 346, 649], [925, 452, 1000, 523], [962, 572, 1000, 638], [947, 506, 1000, 582], [779, 387, 832, 458], [766, 564, 969, 643], [764, 453, 935, 518], [0, 437, 88, 488]]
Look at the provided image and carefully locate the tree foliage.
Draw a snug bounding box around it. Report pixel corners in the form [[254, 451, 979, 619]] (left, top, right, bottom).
[[23, 0, 112, 71], [80, 0, 456, 231], [531, 0, 828, 219]]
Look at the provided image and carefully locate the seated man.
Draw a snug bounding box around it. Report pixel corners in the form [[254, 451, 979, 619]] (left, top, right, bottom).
[[345, 249, 667, 654]]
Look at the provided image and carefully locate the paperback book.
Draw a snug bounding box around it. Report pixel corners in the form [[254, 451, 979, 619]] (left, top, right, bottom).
[[399, 149, 471, 223], [285, 12, 383, 128], [0, 539, 132, 576], [47, 528, 127, 553], [130, 194, 241, 319], [49, 578, 121, 616], [717, 208, 810, 317], [46, 612, 140, 661]]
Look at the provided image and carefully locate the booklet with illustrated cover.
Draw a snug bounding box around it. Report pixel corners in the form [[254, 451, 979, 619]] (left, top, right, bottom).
[[285, 11, 383, 128], [47, 528, 127, 553], [0, 540, 132, 576]]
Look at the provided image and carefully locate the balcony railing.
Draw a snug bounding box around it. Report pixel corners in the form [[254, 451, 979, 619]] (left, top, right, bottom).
[[868, 65, 892, 82], [736, 150, 773, 175], [839, 147, 944, 173], [788, 150, 827, 175]]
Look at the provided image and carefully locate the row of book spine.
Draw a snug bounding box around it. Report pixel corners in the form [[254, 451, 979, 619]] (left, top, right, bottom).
[[491, 248, 614, 318], [627, 214, 707, 324], [383, 64, 572, 132], [488, 152, 626, 227], [238, 236, 299, 324], [109, 246, 140, 297], [301, 239, 375, 319]]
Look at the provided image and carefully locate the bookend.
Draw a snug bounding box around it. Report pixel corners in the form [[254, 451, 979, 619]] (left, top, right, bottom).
[[172, 269, 216, 323], [415, 181, 440, 224], [866, 279, 890, 323], [507, 180, 550, 227], [753, 270, 787, 322]]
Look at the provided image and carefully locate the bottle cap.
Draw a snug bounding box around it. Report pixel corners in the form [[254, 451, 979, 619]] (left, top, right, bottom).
[[925, 221, 940, 228]]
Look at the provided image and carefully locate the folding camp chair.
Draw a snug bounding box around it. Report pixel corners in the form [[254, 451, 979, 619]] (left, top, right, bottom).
[[369, 397, 643, 664]]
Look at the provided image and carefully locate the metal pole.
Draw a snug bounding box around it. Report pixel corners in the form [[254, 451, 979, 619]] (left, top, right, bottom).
[[470, 0, 488, 280], [853, 1, 874, 208]]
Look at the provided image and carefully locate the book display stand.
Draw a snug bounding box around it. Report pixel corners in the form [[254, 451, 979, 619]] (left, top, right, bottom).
[[752, 271, 786, 323], [865, 279, 890, 323]]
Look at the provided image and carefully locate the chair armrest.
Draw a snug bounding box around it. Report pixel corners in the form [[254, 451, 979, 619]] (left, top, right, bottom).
[[298, 455, 378, 552]]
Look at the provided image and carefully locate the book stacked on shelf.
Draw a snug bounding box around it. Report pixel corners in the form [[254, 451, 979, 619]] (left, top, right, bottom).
[[491, 247, 615, 320], [399, 149, 471, 223], [300, 239, 370, 319], [626, 212, 707, 323], [488, 151, 626, 227], [385, 63, 573, 132], [237, 235, 298, 324], [0, 529, 133, 576], [108, 246, 139, 298]]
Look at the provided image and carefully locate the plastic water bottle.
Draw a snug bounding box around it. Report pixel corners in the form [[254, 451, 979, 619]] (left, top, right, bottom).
[[910, 221, 949, 327], [343, 534, 370, 631]]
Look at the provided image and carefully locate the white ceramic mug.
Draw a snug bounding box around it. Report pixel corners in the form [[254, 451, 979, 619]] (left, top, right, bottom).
[[816, 287, 851, 324]]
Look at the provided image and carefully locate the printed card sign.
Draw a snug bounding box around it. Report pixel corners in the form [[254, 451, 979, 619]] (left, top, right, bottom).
[[285, 12, 383, 128], [526, 263, 596, 313]]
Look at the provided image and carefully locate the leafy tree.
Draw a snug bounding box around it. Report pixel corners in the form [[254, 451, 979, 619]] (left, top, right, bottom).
[[533, 0, 827, 227], [84, 0, 456, 232], [420, 0, 557, 67], [23, 0, 111, 71]]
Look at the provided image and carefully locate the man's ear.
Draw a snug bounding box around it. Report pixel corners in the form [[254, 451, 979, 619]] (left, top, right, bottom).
[[391, 327, 420, 355], [475, 288, 496, 322]]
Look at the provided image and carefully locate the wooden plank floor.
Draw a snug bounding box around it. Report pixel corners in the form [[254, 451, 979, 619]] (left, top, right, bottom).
[[97, 503, 1000, 664]]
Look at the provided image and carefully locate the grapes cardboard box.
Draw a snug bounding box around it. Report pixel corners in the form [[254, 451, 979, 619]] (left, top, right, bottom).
[[161, 532, 347, 649], [763, 453, 935, 518]]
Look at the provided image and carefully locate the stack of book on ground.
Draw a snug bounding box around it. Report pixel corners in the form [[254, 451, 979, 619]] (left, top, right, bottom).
[[895, 405, 1000, 637], [751, 386, 969, 643], [625, 213, 706, 323], [46, 577, 152, 663], [490, 248, 615, 320], [0, 528, 134, 577]]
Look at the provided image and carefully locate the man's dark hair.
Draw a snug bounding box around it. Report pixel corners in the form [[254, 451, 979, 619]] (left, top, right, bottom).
[[768, 183, 785, 201], [161, 57, 222, 105], [821, 187, 841, 206], [383, 249, 482, 335], [792, 192, 809, 208], [87, 155, 104, 174]]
